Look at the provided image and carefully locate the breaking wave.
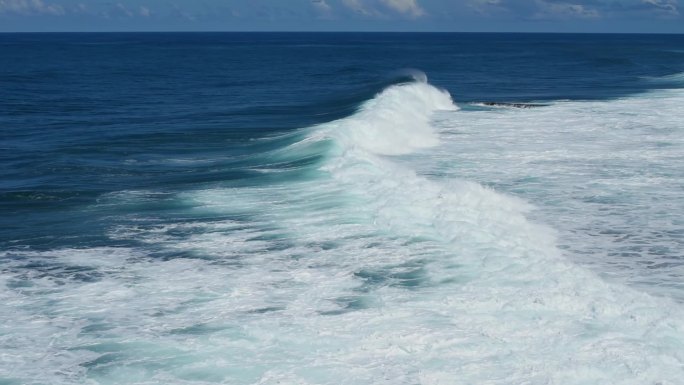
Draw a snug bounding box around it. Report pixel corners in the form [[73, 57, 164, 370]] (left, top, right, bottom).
[[3, 78, 684, 384]]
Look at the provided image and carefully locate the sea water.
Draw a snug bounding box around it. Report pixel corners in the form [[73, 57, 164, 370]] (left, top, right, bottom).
[[1, 33, 684, 384]]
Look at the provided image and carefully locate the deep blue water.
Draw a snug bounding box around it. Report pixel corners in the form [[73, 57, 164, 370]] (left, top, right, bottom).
[[2, 32, 683, 249], [2, 33, 684, 384]]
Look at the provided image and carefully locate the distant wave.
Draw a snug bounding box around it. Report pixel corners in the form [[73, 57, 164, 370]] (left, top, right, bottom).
[[643, 71, 684, 86]]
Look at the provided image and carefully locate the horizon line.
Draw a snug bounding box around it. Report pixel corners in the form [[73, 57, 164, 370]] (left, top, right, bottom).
[[1, 30, 683, 35]]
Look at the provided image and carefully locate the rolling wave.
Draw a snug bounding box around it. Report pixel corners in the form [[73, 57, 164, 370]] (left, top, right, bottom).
[[2, 78, 684, 384]]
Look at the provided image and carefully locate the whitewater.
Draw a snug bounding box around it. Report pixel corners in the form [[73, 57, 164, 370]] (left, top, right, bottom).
[[2, 77, 684, 384]]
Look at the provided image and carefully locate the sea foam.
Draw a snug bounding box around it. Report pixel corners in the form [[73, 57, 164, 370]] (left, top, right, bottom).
[[312, 80, 456, 156], [2, 81, 684, 384]]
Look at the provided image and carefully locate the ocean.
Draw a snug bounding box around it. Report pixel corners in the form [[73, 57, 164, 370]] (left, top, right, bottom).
[[1, 32, 684, 384]]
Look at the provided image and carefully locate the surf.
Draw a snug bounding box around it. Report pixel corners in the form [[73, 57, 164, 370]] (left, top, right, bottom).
[[180, 78, 684, 383], [3, 77, 684, 384]]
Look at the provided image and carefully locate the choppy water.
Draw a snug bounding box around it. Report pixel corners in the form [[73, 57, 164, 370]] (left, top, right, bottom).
[[2, 33, 684, 384]]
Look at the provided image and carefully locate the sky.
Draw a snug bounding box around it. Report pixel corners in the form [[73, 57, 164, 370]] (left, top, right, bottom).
[[0, 0, 682, 33]]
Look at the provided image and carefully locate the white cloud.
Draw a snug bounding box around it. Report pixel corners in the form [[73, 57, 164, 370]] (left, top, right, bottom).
[[170, 4, 195, 22], [107, 3, 152, 18], [0, 0, 65, 15], [469, 0, 506, 16], [114, 3, 133, 17], [379, 0, 425, 17], [311, 0, 332, 12], [470, 0, 503, 7], [534, 0, 600, 19], [341, 0, 425, 17], [311, 0, 333, 17], [642, 0, 679, 15], [342, 0, 374, 15]]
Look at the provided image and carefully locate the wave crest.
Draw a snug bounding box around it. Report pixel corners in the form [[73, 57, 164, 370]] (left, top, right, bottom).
[[312, 81, 456, 156]]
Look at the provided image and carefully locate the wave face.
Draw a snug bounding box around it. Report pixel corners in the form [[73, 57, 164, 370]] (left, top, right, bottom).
[[319, 79, 456, 155], [3, 77, 684, 384]]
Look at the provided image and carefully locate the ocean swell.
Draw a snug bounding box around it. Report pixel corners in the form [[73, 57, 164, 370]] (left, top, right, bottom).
[[2, 79, 684, 384]]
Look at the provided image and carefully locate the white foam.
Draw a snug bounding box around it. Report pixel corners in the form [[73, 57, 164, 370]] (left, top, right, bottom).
[[424, 87, 684, 300], [312, 82, 456, 156], [3, 83, 684, 384]]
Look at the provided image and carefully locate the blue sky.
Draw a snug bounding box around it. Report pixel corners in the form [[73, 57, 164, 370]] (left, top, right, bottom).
[[0, 0, 682, 33]]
